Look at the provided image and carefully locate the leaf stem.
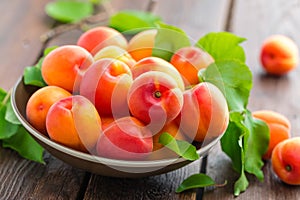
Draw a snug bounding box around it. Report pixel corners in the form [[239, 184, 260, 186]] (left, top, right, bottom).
[[1, 88, 12, 106]]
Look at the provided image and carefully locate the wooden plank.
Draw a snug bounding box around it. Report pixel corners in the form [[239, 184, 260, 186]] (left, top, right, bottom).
[[204, 0, 300, 199], [0, 1, 88, 199], [82, 0, 231, 200]]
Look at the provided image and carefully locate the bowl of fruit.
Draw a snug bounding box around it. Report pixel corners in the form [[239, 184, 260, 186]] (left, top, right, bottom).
[[11, 26, 229, 178]]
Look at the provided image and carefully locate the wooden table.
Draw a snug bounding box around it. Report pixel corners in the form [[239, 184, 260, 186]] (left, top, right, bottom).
[[1, 0, 300, 199]]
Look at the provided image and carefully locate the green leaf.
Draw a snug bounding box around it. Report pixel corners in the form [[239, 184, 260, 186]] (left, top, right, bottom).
[[197, 32, 246, 62], [176, 173, 215, 193], [5, 98, 21, 125], [24, 46, 57, 87], [199, 60, 252, 112], [45, 0, 94, 23], [0, 99, 19, 139], [159, 132, 199, 161], [234, 170, 249, 196], [109, 10, 162, 34], [221, 112, 247, 173], [0, 88, 6, 102], [244, 111, 269, 181], [152, 22, 191, 61], [2, 126, 45, 164]]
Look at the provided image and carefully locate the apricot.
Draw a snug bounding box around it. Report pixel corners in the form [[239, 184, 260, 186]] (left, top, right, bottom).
[[96, 116, 153, 160], [260, 34, 299, 76], [80, 58, 133, 118], [131, 56, 185, 91], [170, 46, 214, 86], [26, 86, 71, 135], [46, 95, 102, 153], [127, 29, 157, 61], [41, 45, 94, 93], [253, 110, 291, 160], [94, 45, 136, 68], [77, 26, 128, 55], [271, 137, 300, 185], [177, 82, 229, 142], [127, 71, 183, 133]]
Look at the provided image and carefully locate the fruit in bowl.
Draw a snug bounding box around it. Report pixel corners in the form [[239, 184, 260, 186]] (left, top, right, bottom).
[[11, 25, 229, 177]]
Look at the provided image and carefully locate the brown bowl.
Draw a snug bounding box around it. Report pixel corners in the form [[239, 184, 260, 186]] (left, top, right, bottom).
[[11, 77, 221, 178]]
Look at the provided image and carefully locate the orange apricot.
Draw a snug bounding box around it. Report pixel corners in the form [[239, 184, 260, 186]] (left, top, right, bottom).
[[252, 110, 291, 160], [26, 86, 71, 135]]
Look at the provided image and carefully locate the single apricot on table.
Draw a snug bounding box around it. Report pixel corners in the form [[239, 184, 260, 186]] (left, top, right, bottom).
[[252, 110, 291, 160], [271, 137, 300, 185], [26, 86, 71, 135], [260, 34, 299, 76]]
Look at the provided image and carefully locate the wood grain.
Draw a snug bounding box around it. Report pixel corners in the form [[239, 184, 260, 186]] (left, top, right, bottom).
[[204, 0, 300, 199]]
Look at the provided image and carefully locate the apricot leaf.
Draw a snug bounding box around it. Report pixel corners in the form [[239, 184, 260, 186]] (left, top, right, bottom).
[[45, 0, 94, 23], [5, 98, 21, 125], [159, 132, 199, 161], [176, 173, 215, 193], [152, 22, 191, 61], [244, 111, 269, 181], [234, 170, 249, 196], [199, 60, 252, 112], [24, 46, 57, 87], [2, 126, 45, 164], [109, 10, 162, 34], [197, 32, 246, 62]]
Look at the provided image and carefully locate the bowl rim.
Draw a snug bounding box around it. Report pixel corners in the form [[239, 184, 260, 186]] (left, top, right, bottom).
[[11, 77, 221, 168]]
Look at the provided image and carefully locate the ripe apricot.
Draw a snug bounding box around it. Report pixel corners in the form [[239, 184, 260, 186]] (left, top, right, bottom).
[[41, 45, 94, 93], [177, 82, 229, 142], [96, 116, 153, 160], [26, 86, 71, 135], [260, 34, 299, 76], [46, 95, 102, 153], [80, 58, 133, 118], [127, 29, 157, 61], [127, 71, 183, 132], [77, 26, 128, 55], [170, 46, 214, 86], [271, 137, 300, 185], [252, 110, 291, 160], [94, 45, 136, 68], [131, 56, 185, 91]]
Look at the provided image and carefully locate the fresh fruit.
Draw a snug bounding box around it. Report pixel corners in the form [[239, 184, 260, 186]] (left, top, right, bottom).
[[77, 26, 128, 55], [96, 116, 153, 160], [253, 110, 291, 160], [177, 82, 229, 142], [80, 58, 133, 118], [46, 95, 102, 153], [131, 56, 185, 91], [170, 46, 214, 86], [41, 45, 94, 93], [260, 34, 299, 76], [26, 86, 72, 135], [94, 45, 136, 68], [127, 29, 157, 61], [271, 137, 300, 185], [127, 71, 183, 133]]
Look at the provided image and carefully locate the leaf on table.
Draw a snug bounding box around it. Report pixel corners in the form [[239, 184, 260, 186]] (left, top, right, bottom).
[[109, 10, 162, 34], [176, 173, 215, 193], [196, 32, 246, 63], [234, 170, 249, 196], [243, 111, 269, 181], [152, 22, 191, 61], [5, 98, 21, 125], [199, 60, 253, 112], [159, 132, 199, 161], [45, 0, 94, 23], [0, 106, 19, 139], [2, 126, 45, 164]]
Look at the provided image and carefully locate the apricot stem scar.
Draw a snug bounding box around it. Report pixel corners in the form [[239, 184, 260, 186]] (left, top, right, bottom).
[[285, 165, 292, 172], [154, 91, 162, 98]]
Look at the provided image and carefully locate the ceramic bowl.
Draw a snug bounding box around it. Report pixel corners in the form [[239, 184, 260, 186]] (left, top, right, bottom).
[[11, 77, 222, 178]]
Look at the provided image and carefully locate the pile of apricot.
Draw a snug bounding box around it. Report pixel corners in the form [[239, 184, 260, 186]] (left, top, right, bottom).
[[26, 26, 229, 160]]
